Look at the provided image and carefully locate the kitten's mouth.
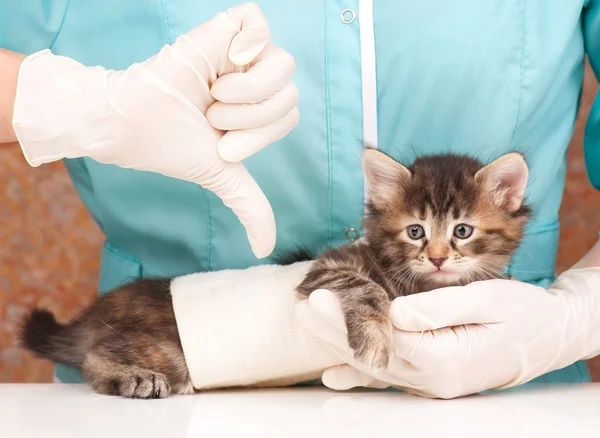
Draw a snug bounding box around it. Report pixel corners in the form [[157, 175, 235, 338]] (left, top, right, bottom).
[[431, 269, 452, 275], [429, 266, 451, 274], [427, 268, 462, 282]]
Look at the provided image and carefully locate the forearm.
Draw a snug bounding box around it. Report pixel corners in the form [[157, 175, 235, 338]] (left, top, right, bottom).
[[0, 49, 25, 144], [170, 262, 341, 389], [571, 239, 600, 269]]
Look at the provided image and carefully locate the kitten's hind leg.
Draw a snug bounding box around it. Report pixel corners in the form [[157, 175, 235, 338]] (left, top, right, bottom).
[[79, 278, 194, 398], [83, 350, 171, 399]]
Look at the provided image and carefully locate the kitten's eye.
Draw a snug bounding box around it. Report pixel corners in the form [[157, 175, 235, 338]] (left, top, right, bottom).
[[407, 225, 425, 240], [454, 224, 473, 239]]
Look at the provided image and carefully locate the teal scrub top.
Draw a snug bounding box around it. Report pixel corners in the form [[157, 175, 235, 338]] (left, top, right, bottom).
[[2, 0, 599, 385]]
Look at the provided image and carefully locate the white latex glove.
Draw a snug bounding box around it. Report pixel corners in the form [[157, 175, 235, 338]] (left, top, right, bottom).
[[12, 2, 298, 258], [296, 267, 600, 399]]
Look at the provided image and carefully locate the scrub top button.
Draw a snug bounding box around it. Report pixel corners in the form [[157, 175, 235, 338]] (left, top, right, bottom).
[[345, 227, 360, 242], [341, 9, 356, 24]]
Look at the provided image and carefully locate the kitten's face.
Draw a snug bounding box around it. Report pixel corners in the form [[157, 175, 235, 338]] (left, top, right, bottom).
[[363, 150, 530, 289], [396, 204, 515, 285]]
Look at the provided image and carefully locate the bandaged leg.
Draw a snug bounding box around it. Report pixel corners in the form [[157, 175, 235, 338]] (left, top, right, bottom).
[[170, 261, 343, 390]]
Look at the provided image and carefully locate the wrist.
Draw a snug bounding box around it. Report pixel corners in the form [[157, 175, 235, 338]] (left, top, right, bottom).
[[0, 49, 25, 143], [550, 267, 600, 364]]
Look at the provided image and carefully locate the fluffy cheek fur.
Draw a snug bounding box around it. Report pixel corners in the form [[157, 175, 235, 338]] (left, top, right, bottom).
[[464, 198, 528, 267]]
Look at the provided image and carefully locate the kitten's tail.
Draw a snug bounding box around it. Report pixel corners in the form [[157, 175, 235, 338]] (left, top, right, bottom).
[[19, 309, 84, 368]]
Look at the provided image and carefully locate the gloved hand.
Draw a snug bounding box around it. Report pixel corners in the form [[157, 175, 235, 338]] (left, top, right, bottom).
[[12, 2, 298, 258], [295, 267, 600, 399]]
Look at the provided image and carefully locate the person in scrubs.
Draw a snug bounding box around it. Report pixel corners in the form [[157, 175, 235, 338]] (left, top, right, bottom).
[[1, 1, 600, 397]]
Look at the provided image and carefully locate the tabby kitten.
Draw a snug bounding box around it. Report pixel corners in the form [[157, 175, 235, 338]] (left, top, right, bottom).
[[19, 149, 530, 398], [296, 148, 530, 368]]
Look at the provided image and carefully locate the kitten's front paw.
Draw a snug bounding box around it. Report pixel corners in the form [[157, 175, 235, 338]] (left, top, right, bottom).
[[347, 317, 393, 370], [110, 370, 171, 399]]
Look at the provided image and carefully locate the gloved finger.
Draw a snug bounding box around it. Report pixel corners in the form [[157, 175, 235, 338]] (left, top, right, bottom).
[[195, 161, 275, 258], [322, 365, 427, 394], [390, 281, 514, 331], [227, 3, 271, 65], [321, 365, 432, 398], [322, 365, 391, 391], [307, 289, 348, 332], [306, 290, 425, 371], [295, 297, 351, 352], [207, 82, 298, 130], [303, 288, 419, 376], [176, 5, 268, 81], [296, 300, 401, 381], [391, 322, 489, 371], [297, 297, 424, 388], [390, 326, 436, 363], [321, 353, 422, 392], [218, 106, 299, 162], [211, 45, 295, 104]]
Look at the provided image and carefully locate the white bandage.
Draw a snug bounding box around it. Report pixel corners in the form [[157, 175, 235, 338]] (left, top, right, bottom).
[[171, 262, 342, 389]]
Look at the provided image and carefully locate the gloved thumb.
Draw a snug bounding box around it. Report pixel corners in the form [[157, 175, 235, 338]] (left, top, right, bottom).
[[294, 290, 351, 350], [307, 289, 348, 332], [227, 3, 271, 65], [198, 161, 276, 258], [390, 280, 515, 332]]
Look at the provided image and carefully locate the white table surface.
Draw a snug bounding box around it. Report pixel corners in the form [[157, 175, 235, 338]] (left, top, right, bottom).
[[1, 383, 599, 437]]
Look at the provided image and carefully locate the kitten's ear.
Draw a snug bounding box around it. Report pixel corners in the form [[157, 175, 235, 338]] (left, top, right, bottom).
[[363, 149, 411, 206], [475, 153, 529, 212]]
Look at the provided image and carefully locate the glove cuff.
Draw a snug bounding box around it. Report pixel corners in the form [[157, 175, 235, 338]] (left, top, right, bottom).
[[170, 262, 342, 390], [12, 49, 116, 166], [552, 267, 600, 363]]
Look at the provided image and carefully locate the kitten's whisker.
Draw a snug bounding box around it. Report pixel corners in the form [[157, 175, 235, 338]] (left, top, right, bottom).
[[393, 267, 420, 295], [384, 264, 411, 277], [503, 269, 553, 274], [464, 269, 475, 286], [478, 258, 552, 276], [477, 265, 502, 278], [471, 268, 491, 283], [405, 272, 421, 294], [100, 319, 123, 335], [476, 261, 505, 277], [383, 264, 414, 295], [466, 260, 502, 282], [388, 264, 413, 280], [474, 265, 502, 280]]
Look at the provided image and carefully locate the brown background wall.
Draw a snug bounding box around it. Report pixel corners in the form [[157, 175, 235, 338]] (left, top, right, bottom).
[[1, 65, 600, 384]]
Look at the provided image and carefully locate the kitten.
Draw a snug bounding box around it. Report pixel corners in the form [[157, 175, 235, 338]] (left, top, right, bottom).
[[19, 149, 530, 398], [296, 148, 530, 368]]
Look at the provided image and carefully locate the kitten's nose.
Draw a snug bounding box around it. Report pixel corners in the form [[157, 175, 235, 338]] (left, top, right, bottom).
[[429, 257, 447, 268]]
